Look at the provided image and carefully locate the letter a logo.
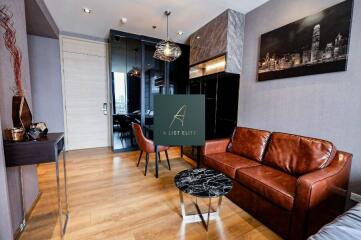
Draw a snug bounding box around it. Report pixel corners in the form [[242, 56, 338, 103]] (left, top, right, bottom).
[[169, 105, 187, 128]]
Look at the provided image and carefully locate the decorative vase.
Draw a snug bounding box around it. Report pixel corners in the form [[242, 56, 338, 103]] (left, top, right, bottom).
[[12, 96, 32, 130]]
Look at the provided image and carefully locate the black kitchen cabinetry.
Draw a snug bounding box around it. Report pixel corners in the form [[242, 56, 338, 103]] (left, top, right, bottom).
[[184, 72, 240, 160]]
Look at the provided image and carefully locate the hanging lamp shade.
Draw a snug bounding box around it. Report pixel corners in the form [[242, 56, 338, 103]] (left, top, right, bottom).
[[128, 48, 141, 77], [154, 40, 182, 62], [128, 67, 141, 77], [153, 11, 182, 62]]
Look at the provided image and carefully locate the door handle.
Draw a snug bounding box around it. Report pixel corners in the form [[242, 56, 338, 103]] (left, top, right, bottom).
[[102, 103, 108, 115]]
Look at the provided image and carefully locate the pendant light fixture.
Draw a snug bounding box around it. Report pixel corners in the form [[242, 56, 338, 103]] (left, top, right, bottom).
[[128, 48, 141, 78], [153, 11, 182, 62]]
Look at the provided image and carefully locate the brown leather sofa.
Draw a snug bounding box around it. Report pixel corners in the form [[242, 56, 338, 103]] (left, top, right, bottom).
[[202, 127, 352, 240]]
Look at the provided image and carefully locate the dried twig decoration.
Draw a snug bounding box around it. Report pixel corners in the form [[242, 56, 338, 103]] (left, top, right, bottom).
[[0, 5, 24, 96]]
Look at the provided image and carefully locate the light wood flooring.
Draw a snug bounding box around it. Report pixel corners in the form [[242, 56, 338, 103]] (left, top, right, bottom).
[[20, 147, 281, 240]]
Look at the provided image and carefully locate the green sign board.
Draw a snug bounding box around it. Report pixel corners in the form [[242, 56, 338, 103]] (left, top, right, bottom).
[[154, 95, 205, 146]]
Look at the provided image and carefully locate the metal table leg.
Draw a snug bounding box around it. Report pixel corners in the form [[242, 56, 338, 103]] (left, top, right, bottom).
[[179, 189, 186, 217], [206, 197, 212, 230], [178, 190, 222, 231], [55, 148, 70, 239], [155, 145, 159, 178], [62, 150, 70, 234], [19, 166, 26, 232], [55, 149, 63, 239], [196, 146, 201, 168]]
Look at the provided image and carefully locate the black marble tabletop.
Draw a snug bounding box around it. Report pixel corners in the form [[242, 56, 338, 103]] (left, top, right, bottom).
[[174, 168, 232, 198]]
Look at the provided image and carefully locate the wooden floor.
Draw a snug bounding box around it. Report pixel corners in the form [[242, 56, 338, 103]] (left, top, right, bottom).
[[20, 147, 281, 240]]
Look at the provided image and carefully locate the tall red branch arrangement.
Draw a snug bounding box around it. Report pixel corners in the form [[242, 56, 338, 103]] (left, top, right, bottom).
[[0, 5, 24, 96]]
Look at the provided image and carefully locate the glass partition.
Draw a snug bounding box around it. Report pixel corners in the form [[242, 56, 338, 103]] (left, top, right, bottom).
[[142, 42, 166, 139], [109, 30, 189, 152], [111, 35, 141, 151]]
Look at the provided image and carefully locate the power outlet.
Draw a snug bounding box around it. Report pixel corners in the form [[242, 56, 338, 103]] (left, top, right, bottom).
[[350, 192, 361, 202]]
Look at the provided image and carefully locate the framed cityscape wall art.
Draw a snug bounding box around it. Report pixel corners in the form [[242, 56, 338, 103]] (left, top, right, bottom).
[[257, 0, 353, 81]]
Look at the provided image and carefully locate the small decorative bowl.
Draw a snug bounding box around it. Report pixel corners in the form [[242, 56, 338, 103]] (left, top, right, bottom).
[[4, 128, 25, 141]]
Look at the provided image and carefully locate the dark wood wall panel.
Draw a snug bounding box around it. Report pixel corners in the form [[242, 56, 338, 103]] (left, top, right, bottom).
[[189, 11, 228, 65]]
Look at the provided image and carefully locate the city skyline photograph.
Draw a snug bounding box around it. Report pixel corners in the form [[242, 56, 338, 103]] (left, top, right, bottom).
[[258, 0, 353, 81]]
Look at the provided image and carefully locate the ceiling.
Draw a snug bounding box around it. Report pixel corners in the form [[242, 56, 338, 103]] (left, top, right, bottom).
[[43, 0, 268, 43]]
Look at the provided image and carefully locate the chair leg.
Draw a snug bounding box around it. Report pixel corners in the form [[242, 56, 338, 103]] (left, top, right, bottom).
[[137, 150, 143, 167], [158, 152, 161, 162], [165, 150, 171, 170], [144, 153, 149, 176]]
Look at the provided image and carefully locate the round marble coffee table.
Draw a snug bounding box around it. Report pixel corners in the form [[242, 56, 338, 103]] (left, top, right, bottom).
[[174, 168, 232, 230]]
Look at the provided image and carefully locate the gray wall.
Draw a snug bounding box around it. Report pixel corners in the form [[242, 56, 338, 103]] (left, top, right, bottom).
[[0, 0, 39, 235], [0, 117, 12, 240], [239, 0, 361, 193], [28, 35, 64, 132]]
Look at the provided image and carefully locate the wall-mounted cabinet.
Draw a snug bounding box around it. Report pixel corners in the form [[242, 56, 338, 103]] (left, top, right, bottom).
[[189, 9, 245, 76]]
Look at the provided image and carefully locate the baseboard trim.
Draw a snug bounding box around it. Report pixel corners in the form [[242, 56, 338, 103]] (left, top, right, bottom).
[[13, 192, 42, 240]]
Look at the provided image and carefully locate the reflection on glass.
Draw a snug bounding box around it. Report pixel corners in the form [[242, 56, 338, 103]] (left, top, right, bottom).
[[111, 37, 141, 151], [113, 72, 127, 114], [143, 44, 166, 138], [110, 33, 187, 151]]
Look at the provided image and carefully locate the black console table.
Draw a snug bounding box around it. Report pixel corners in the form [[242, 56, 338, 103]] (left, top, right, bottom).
[[4, 133, 69, 239]]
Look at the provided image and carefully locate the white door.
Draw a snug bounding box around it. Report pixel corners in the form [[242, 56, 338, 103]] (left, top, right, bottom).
[[61, 37, 110, 150]]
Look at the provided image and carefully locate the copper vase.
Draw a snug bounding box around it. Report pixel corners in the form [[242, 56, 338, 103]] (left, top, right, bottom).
[[12, 96, 32, 130]]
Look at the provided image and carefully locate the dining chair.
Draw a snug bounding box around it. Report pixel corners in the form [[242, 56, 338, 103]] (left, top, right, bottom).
[[132, 123, 171, 176], [118, 114, 131, 141]]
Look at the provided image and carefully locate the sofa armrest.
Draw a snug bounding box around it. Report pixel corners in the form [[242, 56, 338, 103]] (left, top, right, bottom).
[[202, 138, 230, 155], [291, 151, 352, 240]]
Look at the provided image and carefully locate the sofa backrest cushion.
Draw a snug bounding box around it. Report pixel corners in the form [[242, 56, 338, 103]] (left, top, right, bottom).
[[263, 133, 336, 176], [227, 127, 271, 162]]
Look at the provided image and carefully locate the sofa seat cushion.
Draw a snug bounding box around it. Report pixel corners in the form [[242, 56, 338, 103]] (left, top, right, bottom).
[[236, 165, 297, 211], [227, 127, 271, 162], [203, 152, 260, 178]]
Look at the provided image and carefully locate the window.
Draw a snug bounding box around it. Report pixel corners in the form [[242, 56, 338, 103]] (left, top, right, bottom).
[[113, 72, 127, 114]]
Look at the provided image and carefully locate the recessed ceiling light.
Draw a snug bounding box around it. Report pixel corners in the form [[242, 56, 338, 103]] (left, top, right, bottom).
[[196, 36, 201, 39], [177, 31, 184, 35], [82, 8, 92, 14], [120, 17, 127, 24]]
